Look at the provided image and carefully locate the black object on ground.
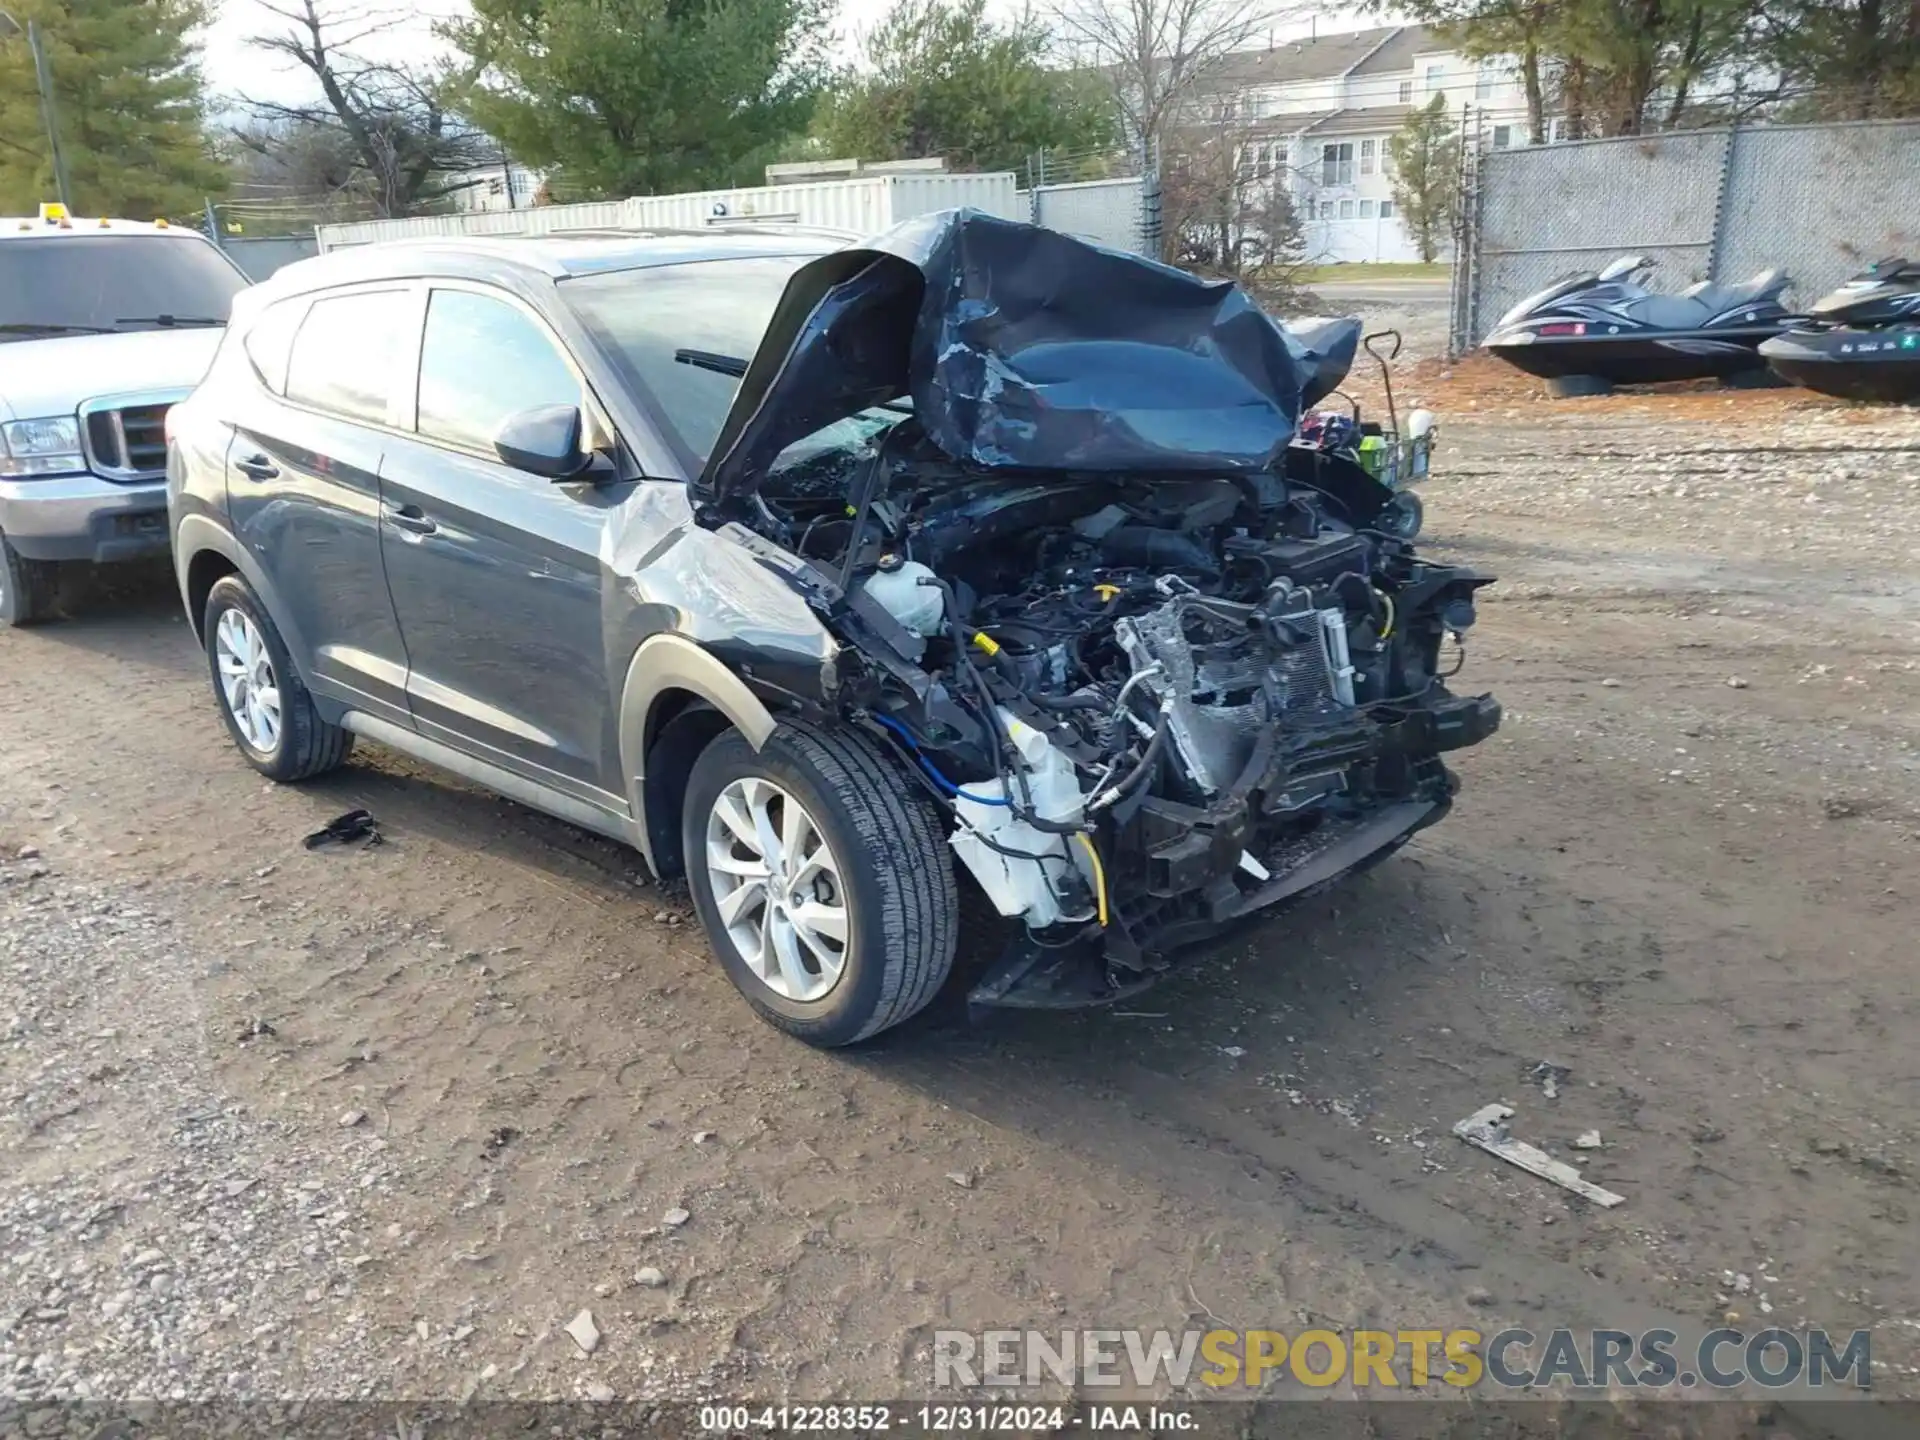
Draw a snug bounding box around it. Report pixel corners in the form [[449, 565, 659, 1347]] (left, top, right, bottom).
[[303, 808, 383, 849]]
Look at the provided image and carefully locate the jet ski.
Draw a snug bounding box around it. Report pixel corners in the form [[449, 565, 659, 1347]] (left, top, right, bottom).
[[1760, 258, 1920, 403], [1484, 254, 1797, 392]]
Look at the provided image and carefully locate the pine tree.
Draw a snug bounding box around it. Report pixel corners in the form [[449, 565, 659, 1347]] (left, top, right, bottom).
[[1386, 93, 1461, 264], [0, 0, 227, 218], [443, 0, 834, 198], [812, 0, 1116, 176]]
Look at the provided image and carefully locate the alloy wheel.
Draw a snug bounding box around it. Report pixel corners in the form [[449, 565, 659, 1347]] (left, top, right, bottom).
[[703, 777, 849, 1003], [214, 608, 282, 753]]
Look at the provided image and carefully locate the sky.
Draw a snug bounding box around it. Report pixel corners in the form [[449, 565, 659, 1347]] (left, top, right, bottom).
[[201, 0, 1391, 107]]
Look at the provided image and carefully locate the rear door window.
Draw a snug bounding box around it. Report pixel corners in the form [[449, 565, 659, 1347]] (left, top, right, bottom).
[[415, 289, 581, 454], [285, 290, 412, 426], [243, 298, 307, 394]]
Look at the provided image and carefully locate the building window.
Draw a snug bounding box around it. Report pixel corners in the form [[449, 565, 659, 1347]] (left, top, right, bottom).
[[1380, 199, 1396, 218], [1359, 199, 1376, 218], [1492, 124, 1513, 149], [1398, 78, 1413, 103], [1424, 63, 1445, 94], [1359, 138, 1377, 176], [1477, 64, 1496, 101], [1318, 201, 1333, 220], [1321, 141, 1354, 186], [1549, 116, 1568, 142], [1339, 199, 1355, 219]]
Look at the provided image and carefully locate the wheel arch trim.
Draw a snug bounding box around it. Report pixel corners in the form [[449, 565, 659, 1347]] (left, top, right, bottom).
[[619, 632, 779, 876], [173, 515, 313, 665]]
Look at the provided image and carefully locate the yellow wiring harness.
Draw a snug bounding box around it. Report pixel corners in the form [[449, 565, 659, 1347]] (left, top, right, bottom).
[[1075, 832, 1109, 927], [1377, 590, 1396, 640]]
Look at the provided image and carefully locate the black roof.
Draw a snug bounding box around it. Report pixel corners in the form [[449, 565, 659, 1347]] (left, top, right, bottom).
[[257, 227, 852, 297]]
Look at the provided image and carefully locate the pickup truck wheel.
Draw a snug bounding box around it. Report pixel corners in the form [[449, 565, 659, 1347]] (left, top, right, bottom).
[[683, 720, 958, 1047], [203, 575, 353, 782], [0, 533, 60, 627]]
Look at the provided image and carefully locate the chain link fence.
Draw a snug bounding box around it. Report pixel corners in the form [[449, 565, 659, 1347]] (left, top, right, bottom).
[[1015, 147, 1155, 257], [1450, 119, 1920, 353]]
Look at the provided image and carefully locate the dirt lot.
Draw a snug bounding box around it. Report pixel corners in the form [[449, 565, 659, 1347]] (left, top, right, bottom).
[[3, 369, 1919, 1408]]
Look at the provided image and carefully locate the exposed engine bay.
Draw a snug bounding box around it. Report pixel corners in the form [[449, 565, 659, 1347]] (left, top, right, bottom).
[[685, 209, 1499, 1008], [720, 421, 1500, 1008]]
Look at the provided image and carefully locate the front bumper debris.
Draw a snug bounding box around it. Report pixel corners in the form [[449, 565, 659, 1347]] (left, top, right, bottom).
[[967, 792, 1455, 1012]]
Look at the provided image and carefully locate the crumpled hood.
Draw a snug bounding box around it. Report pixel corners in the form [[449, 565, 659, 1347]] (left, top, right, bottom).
[[0, 327, 222, 422], [699, 208, 1360, 502]]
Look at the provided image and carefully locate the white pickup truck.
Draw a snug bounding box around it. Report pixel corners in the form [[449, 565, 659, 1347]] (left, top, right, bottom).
[[0, 205, 249, 625]]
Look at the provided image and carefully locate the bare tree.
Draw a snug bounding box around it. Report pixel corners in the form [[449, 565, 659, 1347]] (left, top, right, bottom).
[[239, 0, 495, 217], [223, 116, 381, 228], [1051, 0, 1298, 164], [1159, 116, 1307, 307]]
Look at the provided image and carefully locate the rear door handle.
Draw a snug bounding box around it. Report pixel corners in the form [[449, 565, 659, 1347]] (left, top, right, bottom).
[[234, 453, 279, 481], [384, 502, 437, 536]]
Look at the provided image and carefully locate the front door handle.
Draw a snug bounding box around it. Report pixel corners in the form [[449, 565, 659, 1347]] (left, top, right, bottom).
[[234, 453, 279, 481], [384, 502, 438, 536]]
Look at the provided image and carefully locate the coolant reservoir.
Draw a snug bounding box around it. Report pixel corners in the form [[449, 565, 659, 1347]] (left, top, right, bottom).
[[860, 560, 945, 638], [949, 710, 1092, 929]]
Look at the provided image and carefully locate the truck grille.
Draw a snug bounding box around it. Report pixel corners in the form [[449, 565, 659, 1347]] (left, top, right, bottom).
[[80, 397, 181, 482]]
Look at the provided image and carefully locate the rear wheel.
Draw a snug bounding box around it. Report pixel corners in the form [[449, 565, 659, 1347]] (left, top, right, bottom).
[[203, 575, 353, 782], [1377, 490, 1424, 540], [682, 720, 957, 1047], [0, 533, 60, 627]]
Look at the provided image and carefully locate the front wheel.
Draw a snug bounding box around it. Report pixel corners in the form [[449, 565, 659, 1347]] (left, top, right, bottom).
[[682, 720, 958, 1047], [0, 532, 60, 627]]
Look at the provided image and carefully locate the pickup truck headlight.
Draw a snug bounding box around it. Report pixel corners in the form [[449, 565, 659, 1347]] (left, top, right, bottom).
[[0, 415, 86, 478]]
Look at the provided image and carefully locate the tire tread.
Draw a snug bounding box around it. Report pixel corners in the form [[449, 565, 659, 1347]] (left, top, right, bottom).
[[776, 720, 958, 1041], [0, 536, 60, 627]]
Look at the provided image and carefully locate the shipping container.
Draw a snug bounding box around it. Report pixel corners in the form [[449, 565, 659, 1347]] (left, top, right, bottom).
[[315, 175, 1020, 252]]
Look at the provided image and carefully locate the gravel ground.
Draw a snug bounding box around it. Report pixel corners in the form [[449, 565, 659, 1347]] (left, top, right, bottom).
[[2, 359, 1918, 1410]]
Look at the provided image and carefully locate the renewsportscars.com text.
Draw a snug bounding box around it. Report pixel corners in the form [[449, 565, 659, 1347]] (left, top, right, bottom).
[[933, 1327, 1872, 1392]]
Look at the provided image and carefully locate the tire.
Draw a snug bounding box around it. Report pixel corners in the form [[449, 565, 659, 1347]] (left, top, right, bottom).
[[0, 532, 61, 627], [1378, 490, 1425, 540], [202, 574, 353, 782], [1546, 374, 1615, 399], [682, 719, 958, 1047]]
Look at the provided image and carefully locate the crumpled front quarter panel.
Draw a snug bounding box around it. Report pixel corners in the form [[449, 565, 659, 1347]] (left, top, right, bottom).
[[604, 481, 837, 707]]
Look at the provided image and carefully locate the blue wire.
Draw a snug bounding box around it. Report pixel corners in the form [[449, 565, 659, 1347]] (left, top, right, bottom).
[[872, 713, 1011, 807]]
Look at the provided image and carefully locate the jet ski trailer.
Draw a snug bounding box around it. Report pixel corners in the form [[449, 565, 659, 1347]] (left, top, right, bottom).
[[1760, 258, 1920, 403], [1484, 255, 1797, 394]]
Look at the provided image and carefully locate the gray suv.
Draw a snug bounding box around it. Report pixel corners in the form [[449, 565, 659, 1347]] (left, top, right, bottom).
[[168, 213, 1498, 1046]]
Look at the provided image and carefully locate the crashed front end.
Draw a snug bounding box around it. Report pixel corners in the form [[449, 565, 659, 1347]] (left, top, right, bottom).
[[697, 210, 1499, 1009]]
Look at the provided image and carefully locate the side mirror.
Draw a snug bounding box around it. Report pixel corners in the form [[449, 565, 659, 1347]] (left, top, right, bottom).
[[495, 403, 590, 480]]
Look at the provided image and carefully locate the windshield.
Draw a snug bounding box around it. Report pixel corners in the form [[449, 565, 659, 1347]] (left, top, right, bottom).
[[562, 255, 820, 465], [0, 234, 248, 341]]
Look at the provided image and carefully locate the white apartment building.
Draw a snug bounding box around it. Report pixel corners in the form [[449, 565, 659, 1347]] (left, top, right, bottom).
[[1199, 24, 1549, 264], [447, 161, 548, 214]]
